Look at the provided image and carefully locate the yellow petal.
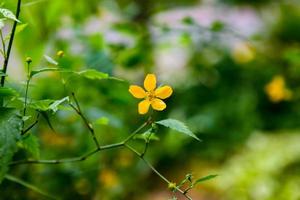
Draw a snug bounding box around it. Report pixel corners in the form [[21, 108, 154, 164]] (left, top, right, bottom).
[[129, 85, 146, 99], [144, 74, 156, 91], [151, 98, 166, 111], [155, 85, 173, 99], [138, 100, 151, 114]]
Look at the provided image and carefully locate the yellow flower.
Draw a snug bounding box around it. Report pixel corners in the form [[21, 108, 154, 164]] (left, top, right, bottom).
[[129, 74, 173, 114], [265, 75, 292, 103]]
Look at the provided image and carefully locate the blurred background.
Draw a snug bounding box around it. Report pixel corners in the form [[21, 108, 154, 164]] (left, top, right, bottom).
[[1, 0, 300, 199]]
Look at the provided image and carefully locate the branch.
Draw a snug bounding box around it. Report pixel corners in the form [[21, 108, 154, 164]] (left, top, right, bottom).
[[70, 92, 100, 148], [0, 0, 22, 87], [124, 144, 193, 200]]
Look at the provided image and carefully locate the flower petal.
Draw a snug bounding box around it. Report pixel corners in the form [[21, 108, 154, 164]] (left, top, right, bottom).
[[144, 74, 156, 91], [129, 85, 146, 99], [151, 98, 166, 111], [138, 100, 151, 114], [155, 85, 173, 99]]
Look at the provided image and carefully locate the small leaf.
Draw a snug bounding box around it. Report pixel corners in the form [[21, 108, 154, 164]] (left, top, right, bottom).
[[44, 55, 58, 65], [48, 97, 69, 113], [156, 119, 201, 141], [18, 134, 40, 158], [76, 69, 109, 80], [194, 174, 218, 185], [15, 23, 28, 34], [28, 99, 55, 111], [0, 87, 18, 98], [0, 8, 20, 22]]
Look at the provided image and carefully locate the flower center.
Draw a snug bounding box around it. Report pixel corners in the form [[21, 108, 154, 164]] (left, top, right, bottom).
[[146, 91, 155, 101]]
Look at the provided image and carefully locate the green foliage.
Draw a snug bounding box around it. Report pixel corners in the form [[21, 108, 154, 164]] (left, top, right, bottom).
[[0, 108, 22, 183], [194, 174, 218, 185], [156, 119, 201, 141], [0, 8, 20, 22], [0, 87, 18, 98], [17, 133, 40, 158], [76, 69, 109, 80]]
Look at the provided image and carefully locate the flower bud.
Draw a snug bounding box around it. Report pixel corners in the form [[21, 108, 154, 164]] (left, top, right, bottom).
[[26, 57, 32, 64], [168, 182, 177, 191], [57, 50, 64, 58]]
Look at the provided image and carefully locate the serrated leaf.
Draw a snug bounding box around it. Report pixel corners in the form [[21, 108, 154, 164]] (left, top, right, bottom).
[[156, 119, 201, 141], [18, 134, 40, 158], [0, 87, 18, 98], [76, 69, 109, 80], [44, 55, 58, 65], [0, 108, 22, 183], [194, 174, 218, 185], [0, 8, 20, 23]]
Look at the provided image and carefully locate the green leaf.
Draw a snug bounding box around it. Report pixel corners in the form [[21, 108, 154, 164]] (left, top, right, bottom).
[[0, 108, 22, 183], [30, 68, 61, 77], [44, 55, 58, 66], [0, 87, 18, 98], [156, 119, 201, 141], [28, 99, 55, 111], [0, 8, 20, 22], [26, 97, 69, 113], [15, 23, 28, 35], [76, 69, 109, 80], [48, 97, 69, 113], [5, 174, 57, 199], [18, 134, 40, 158], [194, 174, 218, 185]]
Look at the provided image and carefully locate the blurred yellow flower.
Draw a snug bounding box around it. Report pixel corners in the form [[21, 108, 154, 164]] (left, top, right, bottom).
[[99, 169, 119, 188], [129, 74, 173, 114], [231, 42, 255, 64], [265, 75, 292, 103]]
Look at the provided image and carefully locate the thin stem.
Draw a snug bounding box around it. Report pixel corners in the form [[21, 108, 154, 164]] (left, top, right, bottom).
[[0, 30, 6, 58], [1, 0, 22, 87], [123, 119, 150, 144], [70, 92, 100, 149], [21, 113, 40, 136], [22, 62, 31, 129], [125, 144, 193, 200]]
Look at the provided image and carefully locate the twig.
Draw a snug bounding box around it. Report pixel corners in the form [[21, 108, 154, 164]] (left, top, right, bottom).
[[124, 144, 193, 200], [70, 92, 100, 149], [0, 0, 22, 87]]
